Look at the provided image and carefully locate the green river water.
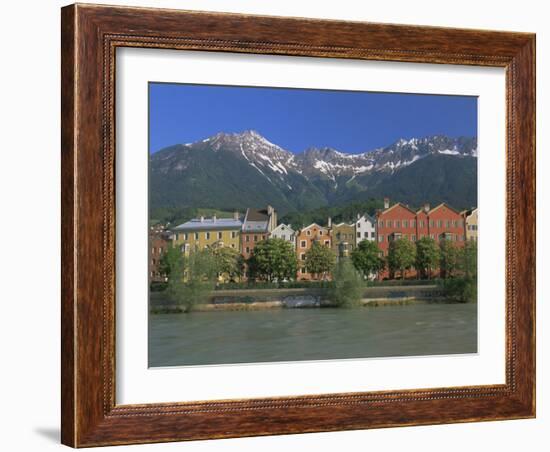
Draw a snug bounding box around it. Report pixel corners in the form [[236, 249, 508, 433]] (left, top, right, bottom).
[[148, 302, 477, 367]]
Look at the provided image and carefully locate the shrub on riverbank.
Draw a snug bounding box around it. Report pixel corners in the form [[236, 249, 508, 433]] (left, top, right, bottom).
[[328, 259, 364, 308], [440, 277, 477, 303]]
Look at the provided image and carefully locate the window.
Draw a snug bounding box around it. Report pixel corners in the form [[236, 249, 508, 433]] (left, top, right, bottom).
[[175, 233, 179, 241], [205, 232, 210, 240], [301, 268, 307, 274], [357, 232, 361, 239], [231, 244, 235, 248], [218, 232, 222, 240], [245, 247, 250, 254], [429, 220, 434, 227], [254, 235, 258, 242], [387, 220, 392, 228], [324, 240, 330, 246], [183, 233, 188, 240], [419, 220, 424, 228], [396, 220, 401, 228], [300, 253, 306, 261], [378, 220, 383, 228], [320, 230, 324, 235], [246, 235, 250, 242], [356, 223, 361, 229], [194, 232, 199, 240], [412, 235, 416, 241], [371, 232, 375, 238], [306, 230, 311, 236], [301, 240, 307, 248], [231, 231, 236, 239], [437, 220, 442, 228], [378, 235, 384, 243], [364, 232, 368, 238], [412, 220, 416, 227], [403, 220, 408, 228]]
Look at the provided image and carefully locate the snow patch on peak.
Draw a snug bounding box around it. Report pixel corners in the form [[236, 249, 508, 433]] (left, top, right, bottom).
[[438, 149, 460, 156]]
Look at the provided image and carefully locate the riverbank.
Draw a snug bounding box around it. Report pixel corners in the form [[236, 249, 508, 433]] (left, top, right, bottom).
[[149, 285, 452, 313]]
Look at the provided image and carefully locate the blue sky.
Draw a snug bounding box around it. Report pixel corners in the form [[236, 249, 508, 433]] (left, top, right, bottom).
[[149, 82, 477, 154]]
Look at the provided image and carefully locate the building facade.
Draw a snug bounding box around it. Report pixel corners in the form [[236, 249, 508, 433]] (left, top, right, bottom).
[[355, 213, 376, 244], [149, 230, 171, 282], [376, 203, 418, 256], [172, 214, 242, 255], [295, 223, 332, 280], [241, 206, 277, 260], [269, 223, 296, 248], [464, 208, 478, 242], [330, 220, 356, 258]]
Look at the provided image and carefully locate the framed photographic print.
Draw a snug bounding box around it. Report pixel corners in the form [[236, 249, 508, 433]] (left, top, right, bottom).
[[61, 3, 536, 447]]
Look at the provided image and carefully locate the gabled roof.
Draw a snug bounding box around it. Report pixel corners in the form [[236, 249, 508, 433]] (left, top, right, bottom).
[[270, 223, 295, 234], [333, 221, 354, 227], [358, 213, 376, 224], [245, 208, 270, 222], [300, 222, 328, 233], [428, 202, 461, 215], [378, 202, 417, 217]]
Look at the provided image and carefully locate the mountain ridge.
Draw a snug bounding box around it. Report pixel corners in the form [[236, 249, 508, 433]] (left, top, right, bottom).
[[149, 131, 477, 219]]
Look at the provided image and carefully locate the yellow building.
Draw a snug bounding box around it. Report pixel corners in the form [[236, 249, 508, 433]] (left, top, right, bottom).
[[329, 219, 356, 258], [464, 208, 478, 242], [172, 214, 242, 255]]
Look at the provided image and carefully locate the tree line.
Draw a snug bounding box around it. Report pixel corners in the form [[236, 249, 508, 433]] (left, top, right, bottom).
[[159, 236, 477, 311]]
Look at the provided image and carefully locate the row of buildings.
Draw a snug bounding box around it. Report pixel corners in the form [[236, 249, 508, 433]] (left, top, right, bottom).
[[149, 199, 478, 282]]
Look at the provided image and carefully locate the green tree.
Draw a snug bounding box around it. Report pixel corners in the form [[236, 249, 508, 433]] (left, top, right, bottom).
[[459, 240, 478, 278], [328, 258, 364, 307], [439, 240, 460, 278], [210, 246, 244, 281], [415, 237, 440, 279], [159, 244, 184, 279], [351, 240, 385, 279], [247, 238, 298, 282], [387, 238, 416, 279], [441, 240, 478, 303], [304, 241, 336, 280], [165, 249, 218, 312]]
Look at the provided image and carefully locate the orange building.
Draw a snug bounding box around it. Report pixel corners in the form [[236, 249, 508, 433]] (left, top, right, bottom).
[[295, 223, 332, 280]]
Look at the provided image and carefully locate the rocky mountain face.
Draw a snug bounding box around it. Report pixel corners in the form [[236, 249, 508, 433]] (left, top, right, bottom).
[[149, 130, 477, 216]]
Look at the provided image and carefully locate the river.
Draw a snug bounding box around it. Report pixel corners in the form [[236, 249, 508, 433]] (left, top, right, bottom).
[[148, 302, 477, 367]]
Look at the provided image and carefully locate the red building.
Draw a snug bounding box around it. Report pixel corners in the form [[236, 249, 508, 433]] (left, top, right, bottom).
[[376, 198, 467, 278], [149, 229, 171, 282]]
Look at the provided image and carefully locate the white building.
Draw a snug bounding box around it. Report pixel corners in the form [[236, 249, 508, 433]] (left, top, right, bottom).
[[269, 223, 296, 248], [355, 213, 376, 244]]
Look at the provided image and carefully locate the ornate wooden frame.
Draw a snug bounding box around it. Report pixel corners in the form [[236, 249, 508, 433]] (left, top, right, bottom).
[[61, 3, 536, 447]]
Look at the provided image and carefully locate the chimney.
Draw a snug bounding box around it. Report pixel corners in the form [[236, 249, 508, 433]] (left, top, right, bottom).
[[200, 216, 204, 223], [357, 213, 361, 220], [424, 203, 430, 213], [233, 211, 239, 220], [328, 217, 332, 228], [212, 215, 217, 223], [383, 197, 390, 209]]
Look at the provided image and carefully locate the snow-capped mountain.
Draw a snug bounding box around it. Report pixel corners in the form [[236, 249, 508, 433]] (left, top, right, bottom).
[[150, 131, 477, 215]]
